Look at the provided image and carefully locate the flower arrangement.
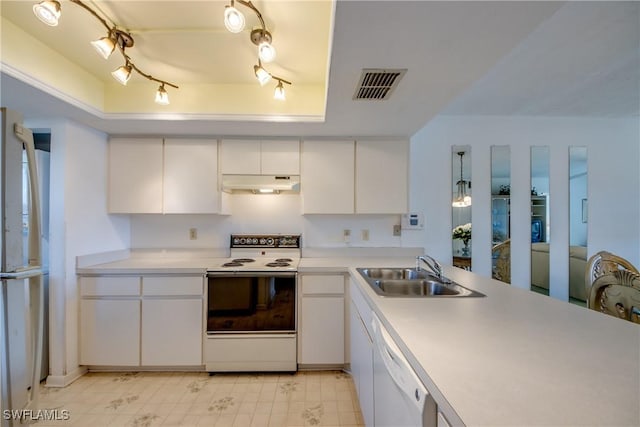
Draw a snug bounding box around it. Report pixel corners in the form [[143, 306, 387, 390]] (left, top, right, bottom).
[[452, 222, 472, 244]]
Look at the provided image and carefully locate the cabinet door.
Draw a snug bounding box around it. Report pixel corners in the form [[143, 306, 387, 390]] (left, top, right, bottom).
[[301, 140, 355, 214], [141, 298, 203, 366], [80, 299, 140, 366], [350, 300, 374, 427], [220, 140, 261, 174], [261, 140, 300, 175], [108, 138, 163, 213], [356, 140, 408, 213], [164, 139, 218, 213], [300, 296, 345, 364]]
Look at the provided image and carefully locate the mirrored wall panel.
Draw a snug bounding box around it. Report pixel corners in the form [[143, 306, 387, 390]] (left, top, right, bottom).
[[452, 146, 472, 271], [491, 146, 510, 283], [569, 146, 588, 306], [530, 147, 550, 296]]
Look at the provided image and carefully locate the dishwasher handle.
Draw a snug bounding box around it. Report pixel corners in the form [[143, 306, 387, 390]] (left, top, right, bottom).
[[372, 313, 428, 412]]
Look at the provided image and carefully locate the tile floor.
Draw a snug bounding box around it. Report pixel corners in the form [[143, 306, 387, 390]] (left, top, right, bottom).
[[36, 370, 365, 427]]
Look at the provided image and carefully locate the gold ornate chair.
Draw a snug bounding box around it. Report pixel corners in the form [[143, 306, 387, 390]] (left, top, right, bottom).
[[491, 239, 510, 284], [585, 251, 639, 303], [588, 270, 640, 324]]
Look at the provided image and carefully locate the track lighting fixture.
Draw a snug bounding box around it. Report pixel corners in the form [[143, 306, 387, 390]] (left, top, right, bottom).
[[224, 2, 245, 33], [273, 78, 291, 101], [111, 63, 132, 86], [254, 61, 272, 86], [155, 85, 170, 105], [33, 0, 61, 26], [224, 0, 291, 98], [32, 0, 178, 105]]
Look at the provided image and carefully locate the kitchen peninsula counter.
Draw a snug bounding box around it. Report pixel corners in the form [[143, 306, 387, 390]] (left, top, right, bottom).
[[76, 250, 640, 426], [348, 264, 640, 426]]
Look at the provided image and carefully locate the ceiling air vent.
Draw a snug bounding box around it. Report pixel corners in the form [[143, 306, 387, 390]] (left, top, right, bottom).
[[353, 68, 407, 100]]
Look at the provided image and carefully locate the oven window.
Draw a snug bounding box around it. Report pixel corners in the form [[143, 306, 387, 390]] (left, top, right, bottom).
[[207, 276, 296, 333]]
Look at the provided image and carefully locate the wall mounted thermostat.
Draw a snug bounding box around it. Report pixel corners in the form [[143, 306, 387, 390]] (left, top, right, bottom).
[[401, 213, 424, 230]]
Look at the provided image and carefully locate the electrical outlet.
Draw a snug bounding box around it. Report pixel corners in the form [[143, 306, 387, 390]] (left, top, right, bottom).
[[362, 229, 370, 241], [393, 224, 402, 236], [343, 229, 351, 243], [189, 228, 198, 240]]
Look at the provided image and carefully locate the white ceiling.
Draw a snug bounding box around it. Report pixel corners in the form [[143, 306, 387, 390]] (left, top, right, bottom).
[[1, 1, 638, 137]]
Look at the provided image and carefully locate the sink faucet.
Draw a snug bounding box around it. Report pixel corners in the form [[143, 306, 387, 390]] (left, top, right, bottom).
[[416, 255, 444, 280]]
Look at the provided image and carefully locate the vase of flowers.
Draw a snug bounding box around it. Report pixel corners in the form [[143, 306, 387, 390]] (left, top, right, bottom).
[[452, 223, 472, 256]]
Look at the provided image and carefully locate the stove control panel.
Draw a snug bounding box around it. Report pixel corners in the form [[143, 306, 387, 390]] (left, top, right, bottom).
[[230, 234, 301, 248]]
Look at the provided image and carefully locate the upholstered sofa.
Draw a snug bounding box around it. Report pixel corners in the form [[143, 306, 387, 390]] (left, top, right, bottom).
[[531, 243, 588, 302]]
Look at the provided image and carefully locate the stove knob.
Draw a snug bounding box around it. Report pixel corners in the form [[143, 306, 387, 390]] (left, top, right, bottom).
[[252, 238, 258, 244], [266, 238, 274, 245], [233, 238, 240, 245], [259, 238, 267, 245], [240, 238, 246, 244]]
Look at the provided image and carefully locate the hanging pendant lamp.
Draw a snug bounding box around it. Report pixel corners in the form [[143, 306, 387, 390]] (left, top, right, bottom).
[[452, 151, 472, 207]]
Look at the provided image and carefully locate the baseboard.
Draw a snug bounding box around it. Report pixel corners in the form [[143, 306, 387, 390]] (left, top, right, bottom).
[[45, 366, 88, 388]]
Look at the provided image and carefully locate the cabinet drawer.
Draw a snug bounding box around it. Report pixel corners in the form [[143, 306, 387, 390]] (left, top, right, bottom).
[[80, 276, 140, 296], [142, 276, 203, 296], [302, 275, 344, 295]]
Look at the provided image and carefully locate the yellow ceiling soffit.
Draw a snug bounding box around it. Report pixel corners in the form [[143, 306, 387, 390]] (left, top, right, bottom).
[[1, 16, 105, 113], [1, 17, 327, 121]]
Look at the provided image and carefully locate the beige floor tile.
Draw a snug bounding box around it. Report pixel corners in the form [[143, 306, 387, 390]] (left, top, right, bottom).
[[337, 412, 358, 426], [36, 371, 363, 427], [250, 413, 271, 427]]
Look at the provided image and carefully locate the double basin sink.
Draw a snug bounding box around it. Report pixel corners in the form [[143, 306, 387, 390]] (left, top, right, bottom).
[[357, 267, 485, 298]]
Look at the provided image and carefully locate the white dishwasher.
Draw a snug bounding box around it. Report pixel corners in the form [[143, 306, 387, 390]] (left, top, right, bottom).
[[372, 313, 436, 426]]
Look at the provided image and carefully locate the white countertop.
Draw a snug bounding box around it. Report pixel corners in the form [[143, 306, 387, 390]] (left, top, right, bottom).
[[351, 264, 640, 426], [76, 251, 640, 426]]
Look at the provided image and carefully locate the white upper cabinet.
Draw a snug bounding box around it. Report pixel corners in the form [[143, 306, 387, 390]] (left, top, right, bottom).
[[109, 138, 163, 214], [163, 139, 218, 213], [220, 139, 300, 175], [220, 140, 261, 174], [108, 138, 221, 214], [355, 140, 409, 213], [261, 140, 300, 175], [301, 140, 355, 214]]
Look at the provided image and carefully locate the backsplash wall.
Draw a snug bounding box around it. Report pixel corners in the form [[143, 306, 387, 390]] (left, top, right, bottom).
[[129, 194, 410, 249]]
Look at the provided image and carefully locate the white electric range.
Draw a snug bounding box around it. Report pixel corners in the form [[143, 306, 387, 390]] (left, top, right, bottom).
[[204, 234, 301, 372]]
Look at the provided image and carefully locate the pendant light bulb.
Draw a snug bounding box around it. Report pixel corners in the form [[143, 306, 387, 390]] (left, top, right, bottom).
[[258, 41, 276, 63], [274, 81, 286, 101], [91, 35, 116, 59], [224, 5, 245, 33], [111, 63, 132, 85], [33, 0, 61, 26], [155, 85, 170, 105], [254, 63, 272, 86]]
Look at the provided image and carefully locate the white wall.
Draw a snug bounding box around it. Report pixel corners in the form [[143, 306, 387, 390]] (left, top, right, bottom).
[[26, 118, 130, 385], [410, 115, 640, 301], [130, 194, 408, 248]]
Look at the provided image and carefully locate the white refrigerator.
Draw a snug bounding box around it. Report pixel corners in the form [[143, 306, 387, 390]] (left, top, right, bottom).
[[0, 108, 44, 426]]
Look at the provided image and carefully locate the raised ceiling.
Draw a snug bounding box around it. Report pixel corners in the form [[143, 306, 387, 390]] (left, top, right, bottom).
[[1, 1, 638, 137]]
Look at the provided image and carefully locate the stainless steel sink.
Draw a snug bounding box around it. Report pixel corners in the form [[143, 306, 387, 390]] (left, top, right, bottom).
[[357, 268, 485, 298]]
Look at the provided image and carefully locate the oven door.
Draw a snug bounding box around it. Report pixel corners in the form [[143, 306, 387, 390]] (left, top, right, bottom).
[[206, 272, 296, 334]]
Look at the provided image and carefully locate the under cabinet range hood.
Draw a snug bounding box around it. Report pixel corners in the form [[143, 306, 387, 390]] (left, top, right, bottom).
[[221, 175, 300, 194]]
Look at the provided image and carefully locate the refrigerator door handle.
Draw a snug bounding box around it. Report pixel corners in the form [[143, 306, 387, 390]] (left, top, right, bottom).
[[13, 122, 44, 414], [0, 268, 43, 280], [14, 123, 42, 268]]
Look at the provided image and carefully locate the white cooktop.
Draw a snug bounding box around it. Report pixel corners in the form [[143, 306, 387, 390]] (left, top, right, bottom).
[[209, 249, 300, 272]]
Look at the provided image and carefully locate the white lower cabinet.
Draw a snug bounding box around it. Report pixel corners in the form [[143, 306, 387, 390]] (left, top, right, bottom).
[[79, 275, 204, 367], [349, 279, 374, 426], [80, 299, 141, 366], [298, 274, 345, 365], [350, 300, 374, 426], [141, 298, 202, 366]]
